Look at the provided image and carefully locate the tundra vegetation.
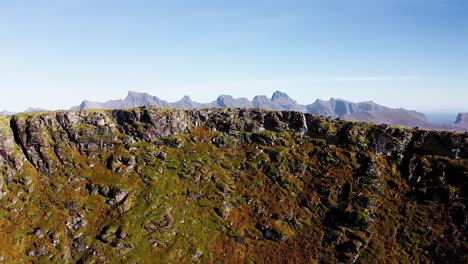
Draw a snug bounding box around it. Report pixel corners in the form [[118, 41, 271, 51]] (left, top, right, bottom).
[[0, 108, 466, 263]]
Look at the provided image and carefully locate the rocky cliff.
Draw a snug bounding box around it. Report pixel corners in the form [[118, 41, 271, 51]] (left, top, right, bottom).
[[0, 108, 466, 263]]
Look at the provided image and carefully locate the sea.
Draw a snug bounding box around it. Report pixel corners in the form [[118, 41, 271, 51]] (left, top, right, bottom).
[[424, 112, 459, 124]]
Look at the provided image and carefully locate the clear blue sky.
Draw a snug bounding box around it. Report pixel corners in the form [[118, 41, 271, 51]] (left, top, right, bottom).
[[0, 0, 467, 112]]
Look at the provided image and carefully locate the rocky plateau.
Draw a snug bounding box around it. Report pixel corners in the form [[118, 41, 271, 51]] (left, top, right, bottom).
[[0, 107, 466, 263]]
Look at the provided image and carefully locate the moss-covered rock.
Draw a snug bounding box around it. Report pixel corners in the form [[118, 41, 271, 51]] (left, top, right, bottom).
[[0, 107, 466, 263]]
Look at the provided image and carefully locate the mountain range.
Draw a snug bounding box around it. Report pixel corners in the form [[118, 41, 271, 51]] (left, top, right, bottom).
[[71, 91, 467, 132], [2, 91, 466, 132], [0, 110, 14, 115], [72, 91, 387, 117]]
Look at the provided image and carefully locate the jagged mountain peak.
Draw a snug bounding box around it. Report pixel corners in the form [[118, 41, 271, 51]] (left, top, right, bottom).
[[169, 95, 200, 109], [271, 90, 292, 101], [455, 112, 468, 124], [180, 95, 192, 102]]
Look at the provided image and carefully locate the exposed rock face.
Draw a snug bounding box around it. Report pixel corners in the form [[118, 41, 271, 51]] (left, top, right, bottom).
[[0, 108, 466, 263]]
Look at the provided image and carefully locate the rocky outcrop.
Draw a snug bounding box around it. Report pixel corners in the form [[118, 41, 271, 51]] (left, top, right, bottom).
[[0, 108, 466, 263], [0, 117, 25, 171], [0, 117, 25, 201]]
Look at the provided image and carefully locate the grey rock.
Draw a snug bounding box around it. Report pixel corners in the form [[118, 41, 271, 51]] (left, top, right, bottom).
[[256, 224, 287, 242], [157, 152, 167, 161], [35, 228, 45, 238], [114, 190, 128, 204], [0, 117, 25, 174], [28, 246, 48, 257], [67, 213, 86, 231], [76, 241, 88, 252]]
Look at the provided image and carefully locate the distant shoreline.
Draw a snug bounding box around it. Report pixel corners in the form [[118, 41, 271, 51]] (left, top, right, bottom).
[[423, 112, 458, 124]]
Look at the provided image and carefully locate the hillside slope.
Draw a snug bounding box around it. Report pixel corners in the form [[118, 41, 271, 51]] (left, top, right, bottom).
[[0, 108, 466, 263]]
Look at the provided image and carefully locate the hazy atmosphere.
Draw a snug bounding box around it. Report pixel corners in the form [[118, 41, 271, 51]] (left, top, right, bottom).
[[0, 0, 467, 112]]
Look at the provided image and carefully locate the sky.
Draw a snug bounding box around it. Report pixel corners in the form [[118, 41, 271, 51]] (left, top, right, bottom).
[[0, 0, 467, 112]]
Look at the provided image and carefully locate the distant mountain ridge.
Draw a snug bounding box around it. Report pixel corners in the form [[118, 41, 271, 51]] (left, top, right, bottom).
[[307, 98, 389, 118], [24, 107, 48, 113], [71, 91, 467, 132], [2, 91, 465, 132], [0, 107, 47, 116], [72, 91, 388, 118], [0, 110, 14, 116]]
